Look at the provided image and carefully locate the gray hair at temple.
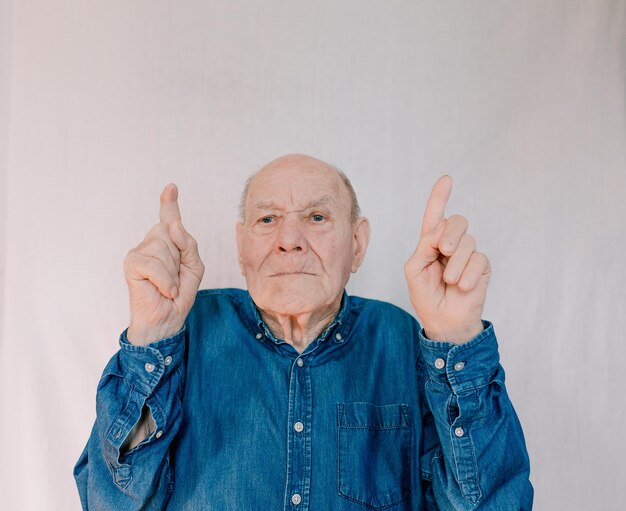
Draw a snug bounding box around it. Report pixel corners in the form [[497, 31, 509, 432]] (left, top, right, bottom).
[[238, 163, 362, 223]]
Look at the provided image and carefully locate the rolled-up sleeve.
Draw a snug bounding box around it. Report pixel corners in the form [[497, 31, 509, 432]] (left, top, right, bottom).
[[417, 321, 534, 510], [74, 327, 186, 511]]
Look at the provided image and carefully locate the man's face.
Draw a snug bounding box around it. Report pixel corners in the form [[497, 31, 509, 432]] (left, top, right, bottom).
[[236, 156, 369, 318]]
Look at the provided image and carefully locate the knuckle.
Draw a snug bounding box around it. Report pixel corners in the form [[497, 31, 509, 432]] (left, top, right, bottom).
[[458, 280, 472, 291], [146, 237, 174, 259], [146, 222, 170, 241], [140, 238, 158, 254], [483, 254, 492, 270], [403, 259, 414, 276], [450, 214, 468, 229], [153, 237, 170, 253], [475, 251, 489, 266], [123, 250, 138, 270]]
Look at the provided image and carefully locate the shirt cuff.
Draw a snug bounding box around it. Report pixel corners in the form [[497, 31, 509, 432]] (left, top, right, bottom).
[[117, 326, 186, 395], [419, 320, 500, 393]]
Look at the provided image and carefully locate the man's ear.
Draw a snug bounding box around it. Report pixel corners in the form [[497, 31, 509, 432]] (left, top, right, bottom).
[[235, 222, 246, 276], [350, 217, 371, 273]]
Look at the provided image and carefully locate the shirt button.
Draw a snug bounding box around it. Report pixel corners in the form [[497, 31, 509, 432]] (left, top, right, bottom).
[[291, 493, 302, 505], [335, 333, 342, 341], [434, 358, 445, 369], [294, 421, 304, 433], [455, 427, 465, 437], [454, 361, 465, 371], [144, 362, 155, 373], [164, 355, 173, 366], [296, 358, 304, 367], [255, 333, 263, 339], [155, 430, 163, 439]]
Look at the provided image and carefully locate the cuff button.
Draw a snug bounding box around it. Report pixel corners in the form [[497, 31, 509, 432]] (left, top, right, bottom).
[[164, 355, 173, 366], [434, 358, 445, 369], [453, 361, 465, 371], [144, 362, 156, 373]]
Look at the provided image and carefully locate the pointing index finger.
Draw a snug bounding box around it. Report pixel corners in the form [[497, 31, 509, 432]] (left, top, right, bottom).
[[159, 183, 182, 225], [421, 175, 452, 235]]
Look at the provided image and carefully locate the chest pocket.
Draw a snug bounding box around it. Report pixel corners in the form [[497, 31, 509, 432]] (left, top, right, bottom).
[[337, 402, 412, 509]]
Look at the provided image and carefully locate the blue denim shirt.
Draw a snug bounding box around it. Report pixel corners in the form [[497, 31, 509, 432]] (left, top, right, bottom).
[[74, 288, 533, 510]]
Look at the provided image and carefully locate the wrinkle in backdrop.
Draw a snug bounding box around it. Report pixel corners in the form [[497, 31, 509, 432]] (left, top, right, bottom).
[[1, 1, 625, 510]]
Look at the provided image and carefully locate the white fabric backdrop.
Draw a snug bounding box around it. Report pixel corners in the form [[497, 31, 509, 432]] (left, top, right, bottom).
[[1, 1, 625, 509]]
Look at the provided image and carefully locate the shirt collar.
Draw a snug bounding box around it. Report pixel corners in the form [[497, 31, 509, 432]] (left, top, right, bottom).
[[245, 290, 351, 352]]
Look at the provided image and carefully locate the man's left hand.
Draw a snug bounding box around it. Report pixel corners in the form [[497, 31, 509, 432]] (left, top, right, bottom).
[[404, 175, 491, 344]]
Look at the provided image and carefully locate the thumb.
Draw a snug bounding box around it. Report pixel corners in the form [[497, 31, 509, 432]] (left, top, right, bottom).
[[169, 220, 205, 279], [407, 220, 446, 274]]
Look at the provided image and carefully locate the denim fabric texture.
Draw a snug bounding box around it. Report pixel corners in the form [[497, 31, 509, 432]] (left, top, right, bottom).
[[74, 288, 533, 510]]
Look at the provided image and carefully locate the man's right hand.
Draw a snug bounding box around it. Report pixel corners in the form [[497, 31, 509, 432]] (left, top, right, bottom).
[[124, 184, 205, 346]]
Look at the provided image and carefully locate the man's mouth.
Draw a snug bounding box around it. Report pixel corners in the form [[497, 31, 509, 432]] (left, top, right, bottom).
[[270, 272, 316, 277]]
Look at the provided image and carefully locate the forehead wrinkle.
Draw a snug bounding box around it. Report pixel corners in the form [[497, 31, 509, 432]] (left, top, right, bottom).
[[252, 195, 336, 212], [239, 155, 360, 222], [304, 196, 334, 209]]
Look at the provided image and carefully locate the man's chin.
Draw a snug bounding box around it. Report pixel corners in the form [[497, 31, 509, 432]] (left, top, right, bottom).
[[250, 286, 321, 316]]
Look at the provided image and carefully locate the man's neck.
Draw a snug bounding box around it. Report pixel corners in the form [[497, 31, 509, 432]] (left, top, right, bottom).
[[259, 299, 341, 354]]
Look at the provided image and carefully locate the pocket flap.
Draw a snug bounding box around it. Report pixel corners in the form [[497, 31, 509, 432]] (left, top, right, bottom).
[[338, 402, 410, 429]]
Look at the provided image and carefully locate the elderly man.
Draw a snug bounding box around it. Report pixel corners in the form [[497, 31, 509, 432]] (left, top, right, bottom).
[[74, 154, 533, 510]]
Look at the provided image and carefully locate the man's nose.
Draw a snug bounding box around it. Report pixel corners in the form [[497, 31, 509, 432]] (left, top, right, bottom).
[[275, 218, 308, 253]]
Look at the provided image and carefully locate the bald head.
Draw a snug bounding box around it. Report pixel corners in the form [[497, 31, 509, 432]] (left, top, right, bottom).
[[239, 154, 361, 223]]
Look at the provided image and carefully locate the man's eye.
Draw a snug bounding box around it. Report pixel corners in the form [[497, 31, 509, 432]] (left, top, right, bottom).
[[259, 216, 275, 224], [311, 214, 325, 222]]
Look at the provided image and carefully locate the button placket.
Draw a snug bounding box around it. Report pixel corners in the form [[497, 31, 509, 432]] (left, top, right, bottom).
[[284, 356, 312, 510]]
